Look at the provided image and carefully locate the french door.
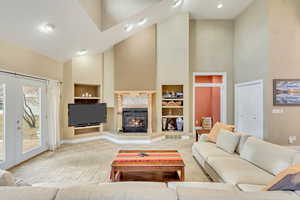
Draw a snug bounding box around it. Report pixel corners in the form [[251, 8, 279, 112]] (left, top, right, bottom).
[[0, 73, 48, 169]]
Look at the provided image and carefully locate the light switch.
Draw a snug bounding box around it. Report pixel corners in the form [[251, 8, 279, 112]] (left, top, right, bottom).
[[272, 108, 284, 114]]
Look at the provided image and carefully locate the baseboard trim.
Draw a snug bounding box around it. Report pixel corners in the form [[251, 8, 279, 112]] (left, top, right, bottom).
[[61, 133, 165, 145], [287, 146, 300, 151]]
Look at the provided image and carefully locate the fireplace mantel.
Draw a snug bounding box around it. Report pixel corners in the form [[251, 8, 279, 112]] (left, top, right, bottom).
[[115, 91, 156, 133]]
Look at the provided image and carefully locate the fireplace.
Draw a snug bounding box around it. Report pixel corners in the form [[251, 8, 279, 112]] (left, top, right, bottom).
[[122, 108, 148, 133]]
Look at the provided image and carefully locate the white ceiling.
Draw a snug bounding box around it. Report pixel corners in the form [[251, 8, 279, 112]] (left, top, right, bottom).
[[102, 0, 161, 30], [0, 0, 254, 62], [183, 0, 254, 19]]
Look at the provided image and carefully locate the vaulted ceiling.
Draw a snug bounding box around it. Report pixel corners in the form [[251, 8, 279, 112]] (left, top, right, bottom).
[[0, 0, 254, 62]]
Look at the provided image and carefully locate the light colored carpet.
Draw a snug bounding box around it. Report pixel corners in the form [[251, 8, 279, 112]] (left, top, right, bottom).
[[11, 138, 210, 186]]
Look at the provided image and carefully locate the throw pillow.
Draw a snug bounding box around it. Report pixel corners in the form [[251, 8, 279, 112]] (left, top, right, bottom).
[[235, 132, 251, 154], [263, 163, 300, 191], [207, 122, 235, 143], [0, 170, 16, 186], [216, 129, 240, 154]]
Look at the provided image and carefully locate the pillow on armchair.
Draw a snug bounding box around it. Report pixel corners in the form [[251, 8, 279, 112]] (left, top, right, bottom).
[[207, 122, 235, 143], [0, 170, 16, 186]]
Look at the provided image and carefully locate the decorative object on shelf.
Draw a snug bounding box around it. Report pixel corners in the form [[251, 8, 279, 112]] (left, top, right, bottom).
[[273, 79, 300, 106], [202, 117, 212, 130], [167, 101, 177, 106], [176, 117, 184, 131], [162, 118, 167, 131], [167, 120, 176, 131], [162, 101, 168, 106], [175, 101, 182, 106], [176, 92, 183, 99]]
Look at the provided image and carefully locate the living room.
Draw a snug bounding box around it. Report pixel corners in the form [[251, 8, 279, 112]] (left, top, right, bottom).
[[1, 0, 300, 199]]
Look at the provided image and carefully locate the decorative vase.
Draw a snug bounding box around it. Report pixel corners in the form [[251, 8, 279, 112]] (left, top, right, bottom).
[[176, 117, 183, 131]]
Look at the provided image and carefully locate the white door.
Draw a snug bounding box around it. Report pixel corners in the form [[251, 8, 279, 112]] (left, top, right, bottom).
[[235, 80, 263, 139], [0, 74, 48, 169]]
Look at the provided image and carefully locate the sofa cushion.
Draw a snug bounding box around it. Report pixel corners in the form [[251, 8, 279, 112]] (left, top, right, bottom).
[[240, 137, 298, 175], [237, 184, 266, 192], [167, 182, 238, 191], [235, 132, 251, 154], [192, 142, 236, 162], [207, 157, 274, 185], [207, 122, 235, 143], [176, 188, 300, 200], [55, 184, 177, 200], [216, 130, 240, 154], [0, 170, 16, 186], [0, 187, 58, 200]]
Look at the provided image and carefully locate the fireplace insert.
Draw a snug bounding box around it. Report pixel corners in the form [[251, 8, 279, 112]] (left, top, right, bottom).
[[122, 108, 148, 133]]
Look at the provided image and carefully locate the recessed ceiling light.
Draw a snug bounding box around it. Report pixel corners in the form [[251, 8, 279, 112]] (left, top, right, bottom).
[[172, 0, 183, 8], [137, 18, 148, 26], [124, 24, 134, 32], [77, 49, 88, 56], [217, 1, 223, 8], [38, 23, 55, 34]]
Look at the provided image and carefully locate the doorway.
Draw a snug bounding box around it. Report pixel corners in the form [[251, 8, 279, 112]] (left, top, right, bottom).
[[193, 73, 227, 133], [235, 80, 263, 139], [0, 73, 48, 169]]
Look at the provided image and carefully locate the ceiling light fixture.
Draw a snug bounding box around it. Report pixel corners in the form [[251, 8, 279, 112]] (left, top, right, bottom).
[[137, 18, 148, 26], [77, 49, 88, 56], [124, 24, 134, 32], [217, 1, 223, 8], [172, 0, 183, 8], [38, 23, 55, 34]]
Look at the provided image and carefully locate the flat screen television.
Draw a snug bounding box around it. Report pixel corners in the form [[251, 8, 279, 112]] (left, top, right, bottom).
[[68, 103, 107, 127]]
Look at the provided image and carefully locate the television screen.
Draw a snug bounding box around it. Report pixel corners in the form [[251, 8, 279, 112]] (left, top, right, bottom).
[[68, 103, 107, 127]]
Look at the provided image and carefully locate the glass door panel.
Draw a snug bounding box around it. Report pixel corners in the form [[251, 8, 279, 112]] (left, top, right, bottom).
[[22, 86, 41, 153]]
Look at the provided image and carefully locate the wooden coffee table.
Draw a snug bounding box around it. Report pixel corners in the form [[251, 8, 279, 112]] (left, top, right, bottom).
[[110, 150, 185, 182]]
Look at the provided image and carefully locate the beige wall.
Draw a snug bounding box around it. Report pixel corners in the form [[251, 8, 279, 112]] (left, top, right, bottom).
[[72, 54, 103, 85], [0, 40, 63, 80], [267, 0, 300, 145], [78, 0, 102, 30], [234, 0, 269, 84], [190, 20, 234, 125], [103, 48, 115, 107], [157, 13, 190, 132], [114, 25, 156, 91]]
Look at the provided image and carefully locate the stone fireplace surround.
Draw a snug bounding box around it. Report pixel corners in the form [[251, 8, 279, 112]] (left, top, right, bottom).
[[115, 91, 156, 134]]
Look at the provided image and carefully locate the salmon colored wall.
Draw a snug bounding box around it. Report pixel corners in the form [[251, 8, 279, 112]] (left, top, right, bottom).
[[195, 87, 221, 127], [195, 87, 211, 126], [195, 75, 223, 83], [211, 87, 221, 124]]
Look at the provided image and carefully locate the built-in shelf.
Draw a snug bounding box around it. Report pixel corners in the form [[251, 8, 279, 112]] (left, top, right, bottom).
[[162, 98, 184, 101], [72, 83, 103, 136], [162, 115, 184, 118], [162, 106, 183, 109], [74, 125, 102, 130], [74, 97, 101, 100], [161, 85, 184, 133]]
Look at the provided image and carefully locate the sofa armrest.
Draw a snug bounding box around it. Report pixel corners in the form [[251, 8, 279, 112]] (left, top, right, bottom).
[[199, 134, 209, 142]]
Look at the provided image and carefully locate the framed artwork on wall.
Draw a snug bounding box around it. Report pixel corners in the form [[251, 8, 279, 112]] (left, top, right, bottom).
[[273, 79, 300, 106]]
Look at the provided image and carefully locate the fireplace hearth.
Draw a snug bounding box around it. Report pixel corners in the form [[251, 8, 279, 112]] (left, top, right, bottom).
[[122, 108, 148, 133]]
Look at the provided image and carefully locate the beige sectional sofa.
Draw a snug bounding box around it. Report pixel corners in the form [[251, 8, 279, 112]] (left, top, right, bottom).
[[1, 135, 300, 200], [191, 134, 300, 197]]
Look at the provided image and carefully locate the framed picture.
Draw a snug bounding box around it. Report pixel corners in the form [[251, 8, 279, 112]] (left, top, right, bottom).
[[273, 79, 300, 106]]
